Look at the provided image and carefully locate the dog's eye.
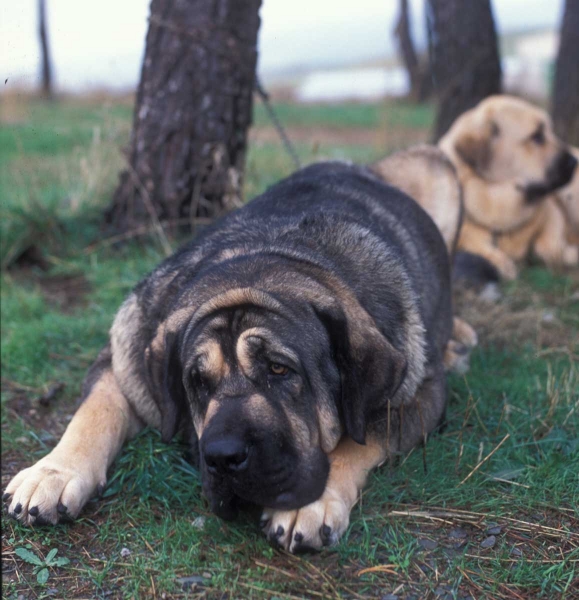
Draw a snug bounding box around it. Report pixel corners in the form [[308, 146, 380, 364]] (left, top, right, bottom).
[[269, 363, 289, 376], [530, 127, 545, 145]]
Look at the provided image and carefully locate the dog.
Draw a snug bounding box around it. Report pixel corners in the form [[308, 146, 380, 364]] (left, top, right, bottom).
[[558, 146, 579, 245], [371, 145, 477, 373], [4, 162, 453, 553], [439, 95, 578, 280]]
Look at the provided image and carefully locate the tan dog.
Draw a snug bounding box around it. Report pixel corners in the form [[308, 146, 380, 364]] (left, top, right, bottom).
[[439, 96, 577, 279], [372, 146, 477, 373], [372, 145, 462, 255], [557, 146, 579, 245]]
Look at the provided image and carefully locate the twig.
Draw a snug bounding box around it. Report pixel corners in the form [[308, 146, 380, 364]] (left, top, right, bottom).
[[465, 554, 579, 564], [387, 506, 579, 540], [126, 164, 172, 257], [255, 74, 301, 171], [486, 476, 530, 489], [37, 382, 65, 407], [357, 564, 398, 576], [458, 433, 510, 486], [253, 560, 300, 580], [80, 218, 211, 254], [236, 581, 323, 599]]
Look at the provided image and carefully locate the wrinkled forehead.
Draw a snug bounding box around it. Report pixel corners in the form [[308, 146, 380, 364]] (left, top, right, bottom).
[[189, 306, 300, 378]]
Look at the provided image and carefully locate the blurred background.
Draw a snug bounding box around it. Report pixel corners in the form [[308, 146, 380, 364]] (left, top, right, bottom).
[[0, 0, 566, 100], [2, 4, 579, 599]]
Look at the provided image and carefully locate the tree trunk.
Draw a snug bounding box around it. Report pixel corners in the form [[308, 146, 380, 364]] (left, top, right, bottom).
[[552, 0, 579, 146], [38, 0, 53, 99], [427, 0, 501, 141], [394, 0, 430, 102], [107, 0, 262, 232]]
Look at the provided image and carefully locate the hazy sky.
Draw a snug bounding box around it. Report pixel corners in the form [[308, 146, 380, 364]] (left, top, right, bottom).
[[0, 0, 564, 92]]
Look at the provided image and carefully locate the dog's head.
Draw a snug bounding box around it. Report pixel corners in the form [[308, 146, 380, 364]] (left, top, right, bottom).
[[444, 96, 577, 201], [146, 263, 406, 519]]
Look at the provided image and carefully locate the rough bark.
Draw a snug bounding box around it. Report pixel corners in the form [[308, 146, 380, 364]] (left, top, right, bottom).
[[552, 0, 579, 146], [427, 0, 501, 141], [394, 0, 430, 102], [107, 0, 262, 232], [38, 0, 53, 99]]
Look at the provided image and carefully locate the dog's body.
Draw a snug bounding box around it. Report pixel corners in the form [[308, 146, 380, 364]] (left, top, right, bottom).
[[371, 145, 477, 373], [371, 145, 463, 255], [5, 162, 453, 552], [439, 95, 578, 279], [558, 147, 579, 245]]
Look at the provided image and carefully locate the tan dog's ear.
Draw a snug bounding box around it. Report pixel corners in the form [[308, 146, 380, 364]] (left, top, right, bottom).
[[454, 118, 500, 172], [455, 131, 490, 171]]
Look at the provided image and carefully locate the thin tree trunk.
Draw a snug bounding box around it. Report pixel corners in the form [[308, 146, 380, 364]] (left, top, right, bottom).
[[427, 0, 501, 141], [38, 0, 53, 99], [394, 0, 430, 102], [552, 0, 579, 146], [107, 0, 262, 232]]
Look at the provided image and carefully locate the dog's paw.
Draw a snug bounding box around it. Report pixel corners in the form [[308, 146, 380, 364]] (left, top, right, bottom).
[[261, 490, 351, 553], [497, 256, 518, 281], [444, 340, 471, 375], [3, 454, 104, 526], [452, 317, 478, 349], [562, 244, 579, 267]]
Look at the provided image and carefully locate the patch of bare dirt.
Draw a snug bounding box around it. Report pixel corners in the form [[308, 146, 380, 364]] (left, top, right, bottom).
[[9, 270, 92, 312], [250, 125, 428, 151], [35, 273, 91, 312], [453, 274, 579, 353]]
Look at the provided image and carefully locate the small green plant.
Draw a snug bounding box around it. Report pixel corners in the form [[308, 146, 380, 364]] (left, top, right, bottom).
[[14, 547, 70, 585]]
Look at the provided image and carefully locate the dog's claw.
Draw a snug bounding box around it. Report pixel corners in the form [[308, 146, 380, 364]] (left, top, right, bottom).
[[321, 524, 332, 544]]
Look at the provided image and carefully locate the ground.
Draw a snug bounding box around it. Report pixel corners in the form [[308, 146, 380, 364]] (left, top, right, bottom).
[[1, 96, 578, 600]]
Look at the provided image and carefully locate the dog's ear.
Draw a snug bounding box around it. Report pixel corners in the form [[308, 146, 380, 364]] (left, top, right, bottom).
[[454, 121, 497, 173], [315, 303, 407, 445], [146, 330, 188, 442]]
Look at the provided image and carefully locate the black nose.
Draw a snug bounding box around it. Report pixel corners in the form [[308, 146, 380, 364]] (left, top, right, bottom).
[[203, 437, 249, 474], [556, 150, 578, 184]]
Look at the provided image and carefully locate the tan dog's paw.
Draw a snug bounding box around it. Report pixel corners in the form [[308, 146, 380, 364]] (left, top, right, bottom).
[[497, 255, 518, 280], [261, 489, 351, 553], [3, 454, 104, 526], [444, 340, 471, 375], [562, 244, 579, 267], [445, 317, 479, 374], [452, 317, 478, 348]]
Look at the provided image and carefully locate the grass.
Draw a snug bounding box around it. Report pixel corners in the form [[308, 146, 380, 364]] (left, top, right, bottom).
[[1, 95, 578, 600]]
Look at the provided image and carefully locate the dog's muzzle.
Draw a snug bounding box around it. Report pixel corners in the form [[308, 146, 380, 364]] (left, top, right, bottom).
[[549, 150, 577, 190], [525, 150, 577, 203]]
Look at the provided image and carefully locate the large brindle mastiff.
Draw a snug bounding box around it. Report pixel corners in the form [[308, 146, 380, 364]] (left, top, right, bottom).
[[5, 162, 453, 553]]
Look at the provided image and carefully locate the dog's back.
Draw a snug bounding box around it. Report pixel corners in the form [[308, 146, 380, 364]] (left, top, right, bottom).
[[371, 146, 463, 256]]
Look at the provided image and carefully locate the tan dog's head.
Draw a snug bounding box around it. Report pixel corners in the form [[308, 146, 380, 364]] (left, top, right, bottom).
[[443, 96, 577, 201]]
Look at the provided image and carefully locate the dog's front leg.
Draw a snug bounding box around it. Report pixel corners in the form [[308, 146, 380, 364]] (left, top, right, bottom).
[[458, 219, 518, 280], [261, 437, 386, 553], [4, 369, 143, 525]]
